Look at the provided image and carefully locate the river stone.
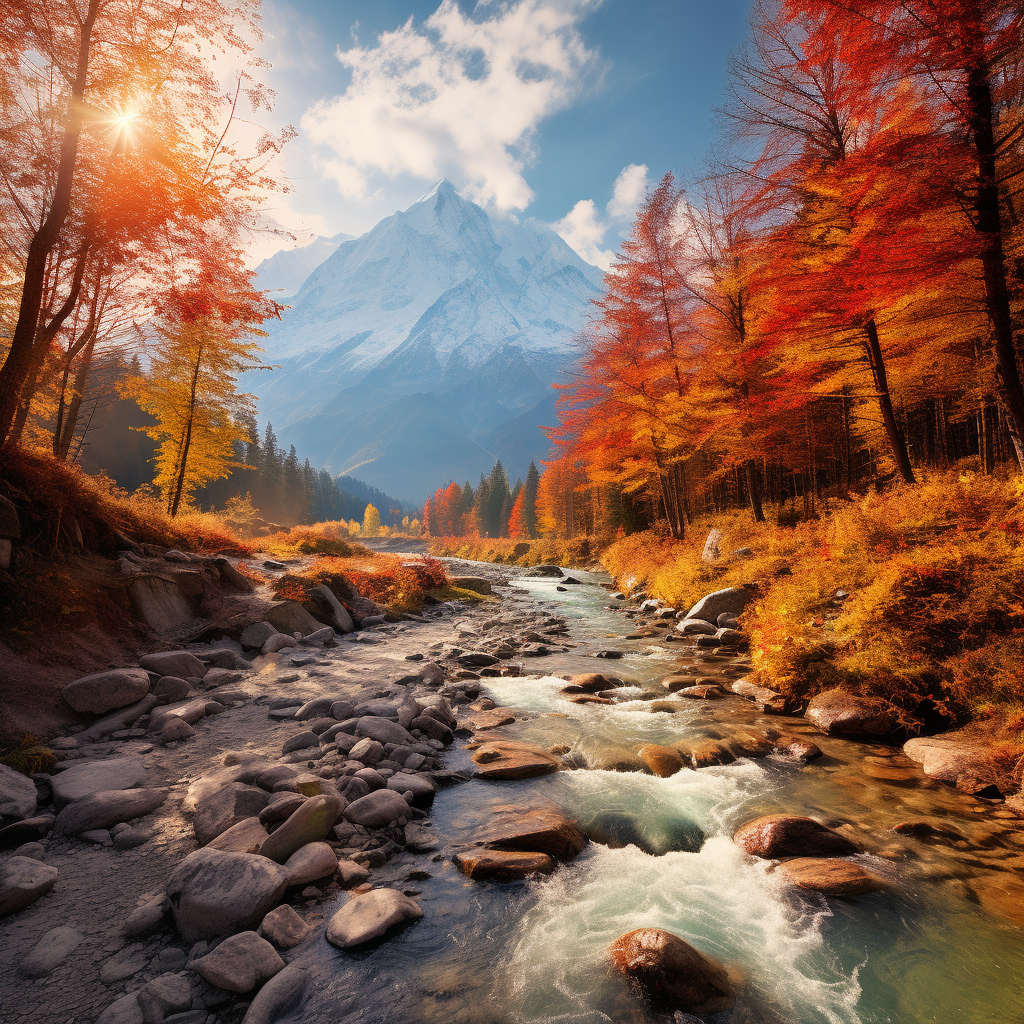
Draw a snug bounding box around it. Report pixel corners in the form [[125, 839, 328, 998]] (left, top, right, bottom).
[[479, 810, 586, 860], [0, 856, 58, 915], [157, 718, 196, 744], [411, 715, 454, 744], [471, 740, 561, 779], [265, 601, 325, 637], [194, 783, 270, 846], [304, 584, 356, 634], [54, 788, 167, 836], [903, 733, 997, 785], [79, 694, 160, 742], [344, 790, 410, 828], [283, 841, 338, 885], [325, 888, 423, 949], [153, 676, 193, 700], [208, 817, 269, 854], [355, 716, 415, 746], [731, 678, 788, 712], [806, 691, 899, 738], [348, 738, 384, 765], [166, 849, 290, 942], [190, 930, 284, 993], [779, 857, 884, 896], [567, 673, 623, 693], [240, 621, 277, 650], [609, 928, 734, 1013], [685, 587, 755, 624], [454, 849, 555, 880], [19, 924, 83, 977], [124, 895, 170, 937], [282, 731, 318, 755], [259, 793, 306, 825], [51, 756, 147, 806], [95, 992, 144, 1024], [676, 619, 717, 636], [241, 964, 310, 1024], [139, 651, 208, 679], [258, 794, 342, 863], [262, 634, 295, 655], [461, 709, 515, 731], [137, 972, 192, 1022], [386, 773, 436, 807], [259, 905, 312, 949], [0, 815, 54, 844], [638, 745, 685, 778], [0, 764, 38, 820], [293, 697, 335, 720], [777, 737, 823, 762], [61, 668, 151, 715], [734, 815, 859, 858]]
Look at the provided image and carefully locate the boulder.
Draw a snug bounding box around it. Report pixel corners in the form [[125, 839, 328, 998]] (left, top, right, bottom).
[[676, 619, 717, 636], [0, 856, 58, 916], [733, 815, 859, 859], [136, 973, 192, 1022], [194, 784, 270, 846], [688, 741, 735, 769], [283, 841, 338, 886], [325, 888, 423, 949], [241, 964, 309, 1024], [355, 716, 416, 746], [478, 810, 586, 861], [731, 678, 788, 713], [259, 905, 312, 949], [54, 788, 167, 836], [166, 848, 290, 942], [240, 621, 277, 650], [215, 557, 255, 592], [61, 668, 151, 715], [411, 715, 454, 744], [638, 745, 685, 778], [261, 633, 295, 655], [303, 584, 356, 634], [903, 733, 998, 786], [336, 858, 371, 887], [344, 789, 411, 828], [50, 756, 147, 806], [449, 576, 493, 595], [454, 849, 555, 880], [127, 576, 194, 632], [0, 764, 38, 821], [471, 740, 561, 780], [609, 928, 734, 1013], [386, 773, 436, 808], [123, 896, 170, 938], [265, 601, 326, 637], [157, 719, 196, 744], [139, 651, 208, 679], [258, 794, 342, 863], [778, 857, 883, 896], [78, 694, 159, 742], [567, 673, 623, 693], [94, 993, 143, 1024], [701, 529, 724, 563], [207, 817, 269, 854], [684, 587, 755, 625], [19, 925, 83, 977], [153, 676, 193, 700], [777, 737, 823, 762], [190, 930, 285, 993], [805, 691, 899, 738]]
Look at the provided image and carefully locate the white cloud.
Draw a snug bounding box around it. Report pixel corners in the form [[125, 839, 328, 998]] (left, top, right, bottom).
[[302, 0, 603, 210], [552, 162, 649, 270]]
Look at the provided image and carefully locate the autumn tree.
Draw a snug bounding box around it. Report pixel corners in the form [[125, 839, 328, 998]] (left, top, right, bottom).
[[362, 503, 382, 537]]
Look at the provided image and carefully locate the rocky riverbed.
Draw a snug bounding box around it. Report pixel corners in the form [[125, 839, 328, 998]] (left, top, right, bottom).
[[1, 556, 1023, 1024]]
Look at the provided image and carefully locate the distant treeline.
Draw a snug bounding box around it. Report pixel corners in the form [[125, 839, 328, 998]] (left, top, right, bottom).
[[424, 460, 541, 538]]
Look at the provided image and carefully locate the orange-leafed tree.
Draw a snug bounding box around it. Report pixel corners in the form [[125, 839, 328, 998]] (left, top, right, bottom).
[[507, 488, 528, 539]]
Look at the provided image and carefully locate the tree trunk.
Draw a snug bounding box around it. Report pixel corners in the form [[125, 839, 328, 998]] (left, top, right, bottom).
[[169, 348, 204, 517], [744, 458, 765, 522], [55, 329, 98, 460], [864, 319, 915, 484], [0, 1, 99, 448], [965, 53, 1024, 468]]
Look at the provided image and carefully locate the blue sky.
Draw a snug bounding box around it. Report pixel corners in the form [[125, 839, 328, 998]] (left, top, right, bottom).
[[253, 0, 753, 266]]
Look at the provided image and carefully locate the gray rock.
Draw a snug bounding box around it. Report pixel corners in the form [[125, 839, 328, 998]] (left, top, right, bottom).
[[95, 993, 144, 1024], [190, 930, 284, 993], [348, 738, 384, 766], [139, 651, 208, 679], [282, 731, 319, 755], [166, 848, 290, 943], [293, 697, 336, 720], [352, 767, 386, 790], [283, 841, 338, 886], [157, 719, 196, 744], [78, 695, 160, 742], [81, 828, 113, 845], [702, 528, 724, 563], [258, 794, 343, 864], [199, 648, 250, 670], [336, 859, 371, 887], [411, 716, 453, 744], [194, 783, 270, 846], [50, 756, 147, 806], [124, 895, 170, 937], [100, 944, 148, 984], [241, 621, 277, 650], [259, 792, 306, 825], [258, 905, 312, 949], [61, 668, 151, 715], [344, 789, 411, 828], [137, 973, 192, 1024], [12, 841, 45, 859], [0, 814, 54, 845], [128, 576, 194, 632], [265, 601, 326, 637], [330, 701, 356, 720], [903, 733, 995, 784], [241, 964, 309, 1024], [153, 677, 193, 700], [304, 584, 355, 634], [715, 627, 742, 644], [403, 823, 440, 853], [261, 634, 295, 655], [54, 788, 167, 836], [355, 716, 415, 746], [19, 925, 82, 977], [386, 773, 436, 808], [325, 888, 423, 948], [207, 816, 269, 854], [676, 618, 717, 636], [113, 825, 149, 850], [0, 763, 38, 820], [685, 587, 755, 624]]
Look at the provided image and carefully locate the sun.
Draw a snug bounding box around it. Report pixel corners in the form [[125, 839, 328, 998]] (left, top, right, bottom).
[[112, 109, 137, 130]]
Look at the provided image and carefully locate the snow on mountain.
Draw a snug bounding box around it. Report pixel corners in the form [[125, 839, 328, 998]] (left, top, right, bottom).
[[253, 231, 353, 299], [248, 180, 605, 501]]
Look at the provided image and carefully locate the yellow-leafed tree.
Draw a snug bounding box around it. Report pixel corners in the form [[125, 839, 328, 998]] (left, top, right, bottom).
[[362, 503, 382, 536]]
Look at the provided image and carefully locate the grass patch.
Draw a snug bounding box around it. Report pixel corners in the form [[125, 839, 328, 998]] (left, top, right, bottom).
[[427, 535, 603, 568], [262, 522, 369, 559]]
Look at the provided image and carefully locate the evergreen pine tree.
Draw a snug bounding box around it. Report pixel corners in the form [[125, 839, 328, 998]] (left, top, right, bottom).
[[524, 461, 541, 538]]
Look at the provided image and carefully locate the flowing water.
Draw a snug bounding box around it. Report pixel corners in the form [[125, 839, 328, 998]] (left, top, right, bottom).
[[292, 566, 1024, 1024]]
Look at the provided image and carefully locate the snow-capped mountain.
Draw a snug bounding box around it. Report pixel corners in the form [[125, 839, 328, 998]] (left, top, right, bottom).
[[253, 232, 353, 298], [249, 180, 605, 500]]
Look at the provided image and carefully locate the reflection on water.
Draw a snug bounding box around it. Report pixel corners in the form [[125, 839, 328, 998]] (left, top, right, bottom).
[[290, 566, 1024, 1024]]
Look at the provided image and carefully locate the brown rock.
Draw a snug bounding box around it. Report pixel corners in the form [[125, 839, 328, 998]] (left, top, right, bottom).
[[661, 674, 701, 692], [609, 928, 733, 1013], [676, 685, 725, 700], [472, 741, 560, 780], [258, 905, 312, 949], [734, 815, 859, 859], [568, 673, 623, 693], [460, 710, 515, 731], [570, 694, 614, 705], [207, 817, 268, 854], [689, 741, 735, 769], [776, 737, 823, 762], [477, 810, 586, 861], [454, 849, 555, 880], [725, 729, 774, 758], [805, 691, 899, 738], [638, 745, 685, 778], [778, 858, 884, 896]]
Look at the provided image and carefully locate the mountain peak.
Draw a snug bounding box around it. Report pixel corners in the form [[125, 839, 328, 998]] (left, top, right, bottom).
[[416, 178, 460, 204]]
